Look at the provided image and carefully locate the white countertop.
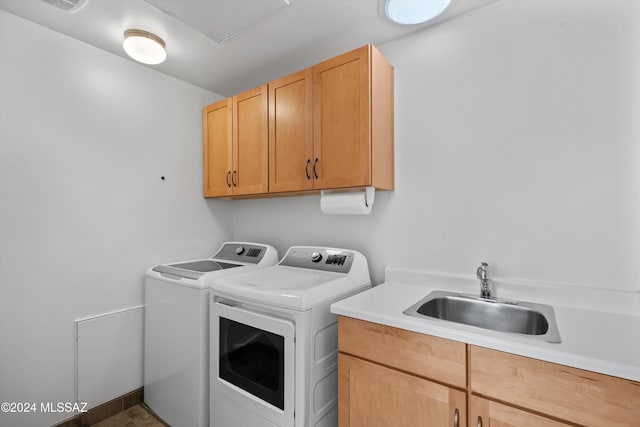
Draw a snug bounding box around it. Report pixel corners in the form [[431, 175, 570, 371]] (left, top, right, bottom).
[[330, 268, 640, 382]]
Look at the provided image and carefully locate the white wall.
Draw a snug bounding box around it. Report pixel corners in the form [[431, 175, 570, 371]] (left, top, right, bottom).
[[232, 0, 640, 292], [3, 1, 640, 425], [0, 11, 231, 426]]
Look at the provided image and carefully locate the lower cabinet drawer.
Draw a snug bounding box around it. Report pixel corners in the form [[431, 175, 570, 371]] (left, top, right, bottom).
[[470, 346, 640, 427], [338, 316, 466, 388], [470, 396, 571, 427], [339, 353, 466, 427]]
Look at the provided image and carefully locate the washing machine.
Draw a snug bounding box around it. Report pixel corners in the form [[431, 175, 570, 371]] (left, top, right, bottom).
[[144, 242, 278, 427], [208, 246, 371, 427]]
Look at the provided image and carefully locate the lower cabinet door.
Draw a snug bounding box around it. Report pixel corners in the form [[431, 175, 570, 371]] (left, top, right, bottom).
[[469, 396, 571, 427], [338, 353, 466, 427]]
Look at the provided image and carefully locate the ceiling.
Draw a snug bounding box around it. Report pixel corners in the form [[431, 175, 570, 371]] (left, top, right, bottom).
[[0, 0, 498, 96]]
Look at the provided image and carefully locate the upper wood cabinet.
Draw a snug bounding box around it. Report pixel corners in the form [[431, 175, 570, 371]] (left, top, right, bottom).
[[203, 85, 268, 197], [268, 69, 314, 193], [203, 98, 233, 197], [233, 85, 268, 196], [312, 45, 394, 191], [203, 44, 394, 198]]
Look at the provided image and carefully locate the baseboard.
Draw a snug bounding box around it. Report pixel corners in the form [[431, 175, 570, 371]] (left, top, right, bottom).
[[52, 388, 145, 427]]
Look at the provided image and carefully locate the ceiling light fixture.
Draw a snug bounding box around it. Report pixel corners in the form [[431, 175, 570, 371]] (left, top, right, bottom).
[[385, 0, 452, 25], [122, 29, 167, 65]]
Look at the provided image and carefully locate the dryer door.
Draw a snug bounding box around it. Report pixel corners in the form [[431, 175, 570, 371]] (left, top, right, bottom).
[[212, 302, 295, 427]]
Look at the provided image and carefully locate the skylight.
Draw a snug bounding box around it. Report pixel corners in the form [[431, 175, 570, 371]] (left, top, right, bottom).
[[385, 0, 452, 25]]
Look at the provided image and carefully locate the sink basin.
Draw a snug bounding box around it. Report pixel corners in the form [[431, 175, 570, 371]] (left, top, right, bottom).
[[404, 291, 561, 343]]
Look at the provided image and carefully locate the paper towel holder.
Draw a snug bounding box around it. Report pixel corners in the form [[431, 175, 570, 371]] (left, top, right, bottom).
[[364, 186, 374, 208], [320, 186, 376, 215]]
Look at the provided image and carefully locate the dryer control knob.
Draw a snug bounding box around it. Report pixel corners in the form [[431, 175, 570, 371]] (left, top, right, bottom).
[[311, 252, 322, 263], [236, 246, 245, 255]]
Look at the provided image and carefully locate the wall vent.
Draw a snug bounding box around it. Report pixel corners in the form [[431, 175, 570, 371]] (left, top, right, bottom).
[[41, 0, 89, 13]]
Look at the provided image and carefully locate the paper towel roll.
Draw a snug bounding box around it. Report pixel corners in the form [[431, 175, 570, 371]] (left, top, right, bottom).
[[320, 187, 375, 215]]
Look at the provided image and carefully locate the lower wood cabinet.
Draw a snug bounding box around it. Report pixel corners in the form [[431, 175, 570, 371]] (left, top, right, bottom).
[[469, 396, 570, 427], [338, 316, 466, 389], [338, 316, 640, 427], [338, 316, 466, 427], [470, 346, 640, 427], [338, 353, 466, 427]]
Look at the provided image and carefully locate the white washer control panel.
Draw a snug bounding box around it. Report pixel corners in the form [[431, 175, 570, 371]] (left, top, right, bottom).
[[213, 243, 267, 264]]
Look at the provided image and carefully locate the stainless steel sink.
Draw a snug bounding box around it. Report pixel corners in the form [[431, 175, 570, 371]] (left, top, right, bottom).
[[404, 291, 561, 343]]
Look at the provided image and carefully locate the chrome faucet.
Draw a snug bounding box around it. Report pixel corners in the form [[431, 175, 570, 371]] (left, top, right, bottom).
[[477, 262, 492, 299]]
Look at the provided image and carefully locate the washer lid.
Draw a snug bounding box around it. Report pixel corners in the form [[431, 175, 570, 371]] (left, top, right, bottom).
[[152, 260, 241, 280]]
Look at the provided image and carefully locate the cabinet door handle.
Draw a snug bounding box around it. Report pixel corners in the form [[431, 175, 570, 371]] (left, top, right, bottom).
[[226, 171, 231, 188], [232, 170, 237, 187], [313, 158, 319, 179], [477, 416, 482, 427], [305, 159, 311, 180], [453, 408, 459, 427]]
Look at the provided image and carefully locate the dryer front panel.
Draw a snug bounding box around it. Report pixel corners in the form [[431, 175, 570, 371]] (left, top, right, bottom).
[[211, 302, 295, 427]]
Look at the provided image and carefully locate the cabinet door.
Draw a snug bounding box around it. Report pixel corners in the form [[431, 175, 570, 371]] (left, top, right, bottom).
[[470, 346, 640, 427], [269, 69, 314, 193], [233, 84, 268, 196], [313, 45, 371, 189], [203, 98, 233, 197], [470, 396, 571, 427], [339, 353, 466, 427]]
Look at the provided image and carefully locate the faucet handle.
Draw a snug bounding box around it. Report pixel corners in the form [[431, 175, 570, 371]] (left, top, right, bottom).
[[476, 262, 490, 280]]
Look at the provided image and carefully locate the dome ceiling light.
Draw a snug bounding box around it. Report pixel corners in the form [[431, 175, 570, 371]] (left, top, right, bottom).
[[384, 0, 452, 25], [122, 29, 167, 65]]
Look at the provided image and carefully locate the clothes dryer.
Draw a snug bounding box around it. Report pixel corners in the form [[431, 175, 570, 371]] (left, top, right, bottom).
[[209, 246, 371, 427]]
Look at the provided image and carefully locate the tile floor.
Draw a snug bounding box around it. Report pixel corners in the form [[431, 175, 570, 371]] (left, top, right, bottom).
[[90, 404, 167, 427]]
